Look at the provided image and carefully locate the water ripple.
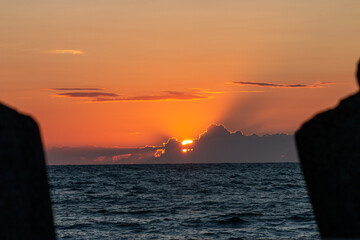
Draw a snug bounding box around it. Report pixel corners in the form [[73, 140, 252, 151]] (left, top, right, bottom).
[[48, 163, 320, 239]]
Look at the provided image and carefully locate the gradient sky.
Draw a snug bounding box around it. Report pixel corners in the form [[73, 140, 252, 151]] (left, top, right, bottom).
[[1, 0, 360, 151]]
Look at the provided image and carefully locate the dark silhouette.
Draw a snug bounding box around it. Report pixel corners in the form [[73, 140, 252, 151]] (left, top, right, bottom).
[[296, 60, 360, 238], [0, 103, 56, 239]]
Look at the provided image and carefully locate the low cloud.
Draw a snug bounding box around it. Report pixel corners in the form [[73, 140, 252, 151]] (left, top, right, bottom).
[[47, 124, 298, 165], [51, 88, 215, 102], [46, 49, 84, 55], [46, 146, 160, 165], [154, 124, 298, 164], [231, 81, 333, 88]]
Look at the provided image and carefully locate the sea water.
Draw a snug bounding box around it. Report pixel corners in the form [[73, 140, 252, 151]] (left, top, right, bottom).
[[48, 163, 320, 239]]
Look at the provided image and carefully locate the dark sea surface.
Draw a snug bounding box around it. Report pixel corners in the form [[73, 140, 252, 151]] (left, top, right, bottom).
[[48, 163, 320, 239]]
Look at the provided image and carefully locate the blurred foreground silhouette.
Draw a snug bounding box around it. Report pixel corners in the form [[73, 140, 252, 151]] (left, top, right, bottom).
[[0, 103, 55, 240], [296, 59, 360, 239]]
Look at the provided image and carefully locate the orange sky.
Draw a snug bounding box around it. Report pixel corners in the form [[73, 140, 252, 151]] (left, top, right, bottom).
[[1, 0, 360, 149]]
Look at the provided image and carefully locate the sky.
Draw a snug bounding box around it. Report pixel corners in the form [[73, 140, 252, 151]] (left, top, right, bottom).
[[1, 1, 360, 164]]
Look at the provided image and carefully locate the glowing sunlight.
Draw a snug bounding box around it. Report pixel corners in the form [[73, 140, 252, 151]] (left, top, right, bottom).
[[181, 139, 193, 146]]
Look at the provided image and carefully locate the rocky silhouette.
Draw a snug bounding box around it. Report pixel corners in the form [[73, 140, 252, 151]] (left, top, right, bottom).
[[0, 103, 56, 239], [296, 60, 360, 238]]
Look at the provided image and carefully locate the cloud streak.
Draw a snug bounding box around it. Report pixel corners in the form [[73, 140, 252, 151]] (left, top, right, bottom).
[[231, 81, 333, 88], [51, 88, 216, 102], [51, 88, 104, 91], [46, 146, 161, 165], [46, 49, 84, 55], [57, 92, 119, 98], [94, 91, 211, 102]]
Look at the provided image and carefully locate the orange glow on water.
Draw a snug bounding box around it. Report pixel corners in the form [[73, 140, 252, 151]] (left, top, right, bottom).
[[181, 139, 193, 145]]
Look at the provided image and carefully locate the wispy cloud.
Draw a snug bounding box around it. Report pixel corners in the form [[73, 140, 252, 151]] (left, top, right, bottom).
[[57, 92, 119, 98], [46, 49, 84, 55], [314, 81, 335, 85], [230, 81, 334, 88], [93, 91, 211, 102], [46, 146, 161, 165], [50, 88, 216, 102], [50, 88, 104, 91]]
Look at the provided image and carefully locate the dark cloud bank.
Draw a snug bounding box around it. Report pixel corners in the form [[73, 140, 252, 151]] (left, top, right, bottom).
[[46, 125, 298, 165], [47, 146, 160, 165]]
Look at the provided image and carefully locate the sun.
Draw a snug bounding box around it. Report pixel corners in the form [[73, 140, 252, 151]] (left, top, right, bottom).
[[181, 139, 194, 154], [181, 139, 193, 145]]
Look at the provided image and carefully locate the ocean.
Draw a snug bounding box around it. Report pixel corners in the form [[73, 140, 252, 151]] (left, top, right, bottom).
[[48, 163, 320, 239]]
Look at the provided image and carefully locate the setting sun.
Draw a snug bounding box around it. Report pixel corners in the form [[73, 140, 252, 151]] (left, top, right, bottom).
[[181, 139, 194, 153], [181, 140, 193, 145]]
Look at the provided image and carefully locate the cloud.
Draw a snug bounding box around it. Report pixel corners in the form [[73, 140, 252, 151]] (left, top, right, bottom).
[[112, 154, 132, 162], [46, 49, 84, 55], [51, 88, 215, 102], [154, 124, 298, 164], [46, 124, 298, 165], [230, 81, 333, 88], [46, 146, 161, 165], [50, 88, 104, 91], [57, 92, 119, 98], [314, 81, 335, 85], [94, 91, 211, 102]]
